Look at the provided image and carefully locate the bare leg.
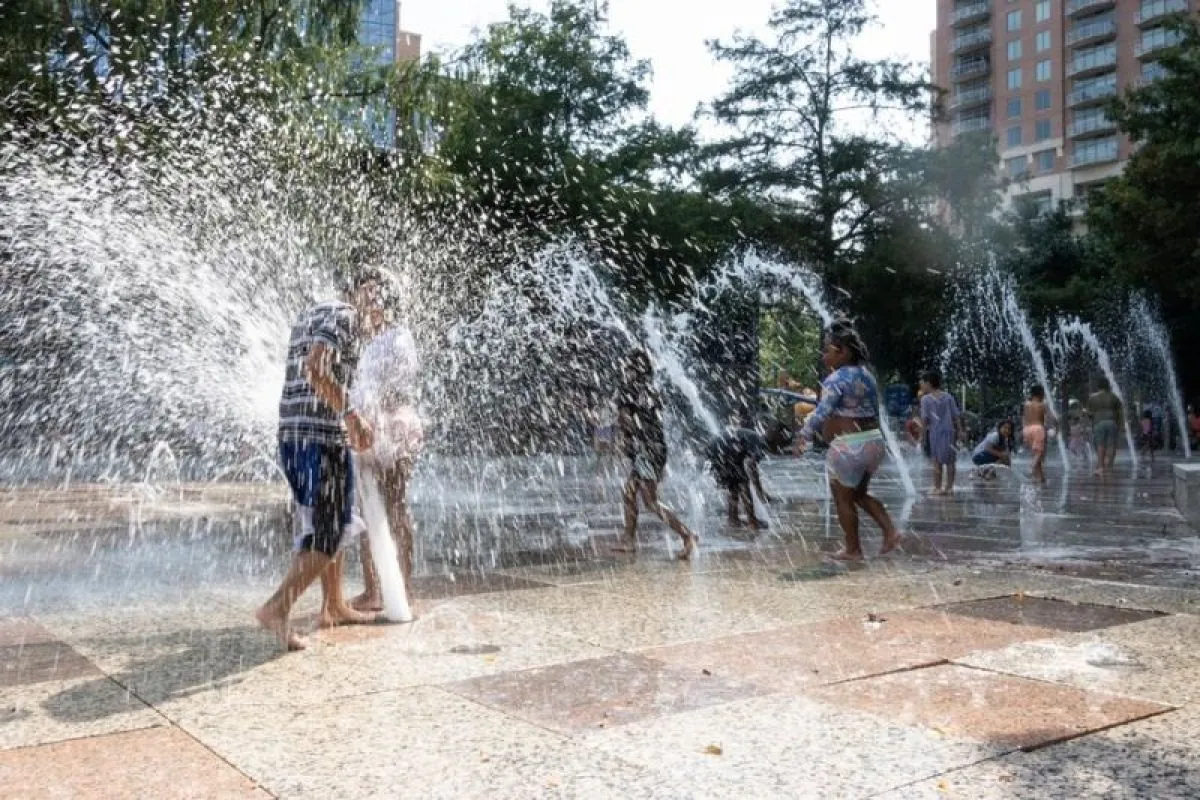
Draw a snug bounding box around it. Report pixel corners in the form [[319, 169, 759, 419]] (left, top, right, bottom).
[[740, 483, 761, 529], [726, 486, 741, 525], [640, 481, 697, 560], [256, 550, 330, 651], [319, 551, 377, 628], [829, 481, 863, 560], [854, 474, 901, 555], [614, 475, 639, 553], [351, 536, 383, 612], [931, 463, 943, 495], [385, 464, 417, 609], [945, 461, 957, 494]]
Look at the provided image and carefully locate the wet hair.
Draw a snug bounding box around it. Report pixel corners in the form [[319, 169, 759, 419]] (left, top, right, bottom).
[[997, 418, 1014, 434], [1097, 377, 1111, 391], [825, 318, 870, 365], [1029, 384, 1046, 400], [921, 370, 942, 389]]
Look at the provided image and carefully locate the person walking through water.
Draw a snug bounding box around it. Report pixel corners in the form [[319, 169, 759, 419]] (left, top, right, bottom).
[[614, 347, 698, 560], [256, 267, 388, 651], [795, 319, 902, 561], [349, 314, 424, 616], [918, 370, 963, 496], [1087, 379, 1122, 476], [1023, 385, 1054, 485]]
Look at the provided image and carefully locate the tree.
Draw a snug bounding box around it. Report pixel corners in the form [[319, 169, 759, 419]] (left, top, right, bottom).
[[1086, 16, 1200, 395], [702, 0, 932, 275]]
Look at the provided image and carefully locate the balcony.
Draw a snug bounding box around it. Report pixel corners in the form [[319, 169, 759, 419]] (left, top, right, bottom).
[[952, 58, 991, 81], [1136, 0, 1188, 26], [1067, 79, 1118, 107], [1067, 18, 1117, 48], [949, 84, 993, 111], [1067, 0, 1117, 17], [1137, 31, 1184, 58], [952, 28, 992, 54], [953, 116, 993, 137], [1068, 112, 1117, 138], [1071, 138, 1120, 168], [951, 0, 991, 27], [1068, 46, 1118, 78]]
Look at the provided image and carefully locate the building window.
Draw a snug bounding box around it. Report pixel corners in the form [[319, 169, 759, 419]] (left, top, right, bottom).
[[1007, 97, 1023, 118], [1035, 89, 1052, 110], [1036, 60, 1052, 82], [1037, 31, 1051, 52], [1035, 0, 1051, 23], [1007, 10, 1022, 31], [1006, 156, 1029, 178], [1035, 119, 1052, 140], [1007, 125, 1023, 146], [1035, 149, 1056, 171], [1008, 40, 1023, 61], [1008, 68, 1023, 89]]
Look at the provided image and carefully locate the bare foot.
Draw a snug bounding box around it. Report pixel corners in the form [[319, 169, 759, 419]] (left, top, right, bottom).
[[349, 592, 383, 613], [828, 549, 865, 562], [879, 532, 904, 556], [611, 535, 638, 554], [256, 605, 307, 652], [318, 605, 379, 629], [678, 533, 698, 561]]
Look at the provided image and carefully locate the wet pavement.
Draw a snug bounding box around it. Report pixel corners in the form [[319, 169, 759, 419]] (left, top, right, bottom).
[[2, 453, 1199, 798]]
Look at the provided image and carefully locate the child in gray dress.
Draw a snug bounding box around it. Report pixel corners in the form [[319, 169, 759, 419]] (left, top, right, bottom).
[[919, 370, 963, 496]]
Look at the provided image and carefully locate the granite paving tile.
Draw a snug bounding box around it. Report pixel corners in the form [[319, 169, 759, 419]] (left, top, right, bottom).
[[935, 594, 1166, 632], [581, 693, 997, 799], [958, 613, 1200, 706], [173, 685, 694, 799], [806, 664, 1171, 751], [0, 726, 267, 798], [0, 675, 163, 750], [641, 609, 1060, 692], [444, 652, 758, 733], [53, 598, 612, 713], [879, 706, 1200, 799]]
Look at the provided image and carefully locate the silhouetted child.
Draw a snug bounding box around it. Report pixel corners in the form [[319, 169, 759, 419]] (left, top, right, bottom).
[[706, 423, 770, 529]]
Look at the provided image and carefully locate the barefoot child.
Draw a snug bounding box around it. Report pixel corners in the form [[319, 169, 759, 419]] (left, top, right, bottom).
[[349, 322, 424, 617], [614, 347, 698, 559], [1022, 385, 1053, 484], [919, 370, 963, 496], [256, 268, 389, 652], [706, 421, 770, 529], [795, 319, 902, 561]]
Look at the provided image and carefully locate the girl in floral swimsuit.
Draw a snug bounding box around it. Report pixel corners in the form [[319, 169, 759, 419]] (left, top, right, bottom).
[[796, 320, 902, 561]]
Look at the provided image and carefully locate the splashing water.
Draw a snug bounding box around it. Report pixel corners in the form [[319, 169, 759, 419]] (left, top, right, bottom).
[[1130, 296, 1191, 459], [1053, 318, 1139, 475]]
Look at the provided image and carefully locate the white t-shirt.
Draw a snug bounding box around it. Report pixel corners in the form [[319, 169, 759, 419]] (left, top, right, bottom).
[[352, 327, 424, 466]]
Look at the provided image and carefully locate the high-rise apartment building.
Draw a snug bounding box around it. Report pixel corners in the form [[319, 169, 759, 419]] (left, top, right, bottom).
[[932, 0, 1194, 214]]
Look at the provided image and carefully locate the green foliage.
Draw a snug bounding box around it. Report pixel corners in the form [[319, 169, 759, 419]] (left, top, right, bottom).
[[703, 0, 933, 270], [759, 307, 822, 387], [1086, 16, 1200, 392]]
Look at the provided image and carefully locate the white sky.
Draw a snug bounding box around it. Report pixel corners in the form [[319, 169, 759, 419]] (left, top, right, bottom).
[[401, 0, 936, 142]]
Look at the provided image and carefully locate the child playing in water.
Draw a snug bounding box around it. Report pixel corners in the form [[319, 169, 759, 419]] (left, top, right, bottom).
[[919, 370, 963, 496], [795, 319, 902, 561], [614, 347, 698, 560], [972, 419, 1014, 479], [1022, 385, 1053, 484], [706, 420, 771, 529]]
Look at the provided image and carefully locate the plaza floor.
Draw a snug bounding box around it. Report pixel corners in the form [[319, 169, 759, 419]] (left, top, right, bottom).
[[2, 454, 1199, 798]]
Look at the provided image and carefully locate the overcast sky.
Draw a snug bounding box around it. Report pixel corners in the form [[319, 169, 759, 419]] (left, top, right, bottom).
[[401, 0, 936, 142]]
